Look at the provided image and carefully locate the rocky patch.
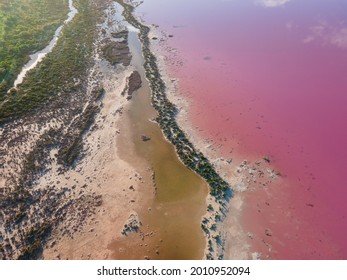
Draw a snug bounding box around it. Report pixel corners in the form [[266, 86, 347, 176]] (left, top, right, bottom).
[[121, 212, 142, 236], [101, 36, 131, 67]]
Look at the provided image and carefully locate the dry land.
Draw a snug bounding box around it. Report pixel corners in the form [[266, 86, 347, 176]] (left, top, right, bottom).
[[0, 0, 151, 260]]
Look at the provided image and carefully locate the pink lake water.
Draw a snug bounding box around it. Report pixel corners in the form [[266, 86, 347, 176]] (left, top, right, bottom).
[[137, 0, 347, 259]]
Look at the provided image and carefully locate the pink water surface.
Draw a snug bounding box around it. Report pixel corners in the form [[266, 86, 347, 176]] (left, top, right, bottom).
[[137, 0, 347, 259]]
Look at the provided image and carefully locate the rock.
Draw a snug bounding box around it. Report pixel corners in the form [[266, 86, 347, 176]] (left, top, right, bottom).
[[263, 156, 271, 163], [141, 135, 151, 142], [124, 71, 142, 100], [121, 212, 142, 235], [101, 40, 131, 66], [265, 228, 272, 237], [94, 195, 103, 207]]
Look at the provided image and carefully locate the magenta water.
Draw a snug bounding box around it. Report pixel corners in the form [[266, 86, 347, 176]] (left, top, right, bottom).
[[137, 0, 347, 259]]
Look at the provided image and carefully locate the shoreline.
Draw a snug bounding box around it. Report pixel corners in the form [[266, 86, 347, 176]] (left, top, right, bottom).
[[133, 0, 347, 260], [151, 38, 284, 259], [131, 1, 286, 259], [106, 2, 207, 259], [148, 41, 254, 259], [117, 0, 235, 259], [44, 0, 208, 260], [136, 14, 344, 258], [42, 2, 152, 259]]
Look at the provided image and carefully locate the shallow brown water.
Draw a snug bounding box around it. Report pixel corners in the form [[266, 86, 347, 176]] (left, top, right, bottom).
[[110, 14, 207, 260]]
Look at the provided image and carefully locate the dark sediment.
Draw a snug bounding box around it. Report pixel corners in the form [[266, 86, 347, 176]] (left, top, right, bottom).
[[101, 30, 131, 67], [111, 30, 128, 40], [122, 70, 142, 100]]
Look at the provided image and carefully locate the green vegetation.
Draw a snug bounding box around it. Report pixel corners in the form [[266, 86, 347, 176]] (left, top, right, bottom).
[[0, 0, 69, 99], [0, 0, 98, 125], [0, 0, 104, 259]]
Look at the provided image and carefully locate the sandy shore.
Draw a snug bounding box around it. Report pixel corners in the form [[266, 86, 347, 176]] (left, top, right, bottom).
[[43, 2, 156, 260], [0, 1, 155, 260], [42, 60, 148, 259], [42, 0, 206, 260]]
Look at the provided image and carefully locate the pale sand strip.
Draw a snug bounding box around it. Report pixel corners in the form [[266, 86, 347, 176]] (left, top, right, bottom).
[[43, 2, 154, 259]]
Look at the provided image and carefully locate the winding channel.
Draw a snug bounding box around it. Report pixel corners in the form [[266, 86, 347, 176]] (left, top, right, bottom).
[[13, 0, 78, 88]]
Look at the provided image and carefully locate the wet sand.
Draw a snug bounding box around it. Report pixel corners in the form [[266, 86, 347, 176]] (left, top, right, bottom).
[[43, 1, 208, 260]]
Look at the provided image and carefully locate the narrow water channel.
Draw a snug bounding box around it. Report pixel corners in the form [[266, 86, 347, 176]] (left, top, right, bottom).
[[111, 4, 208, 260], [13, 0, 78, 88]]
